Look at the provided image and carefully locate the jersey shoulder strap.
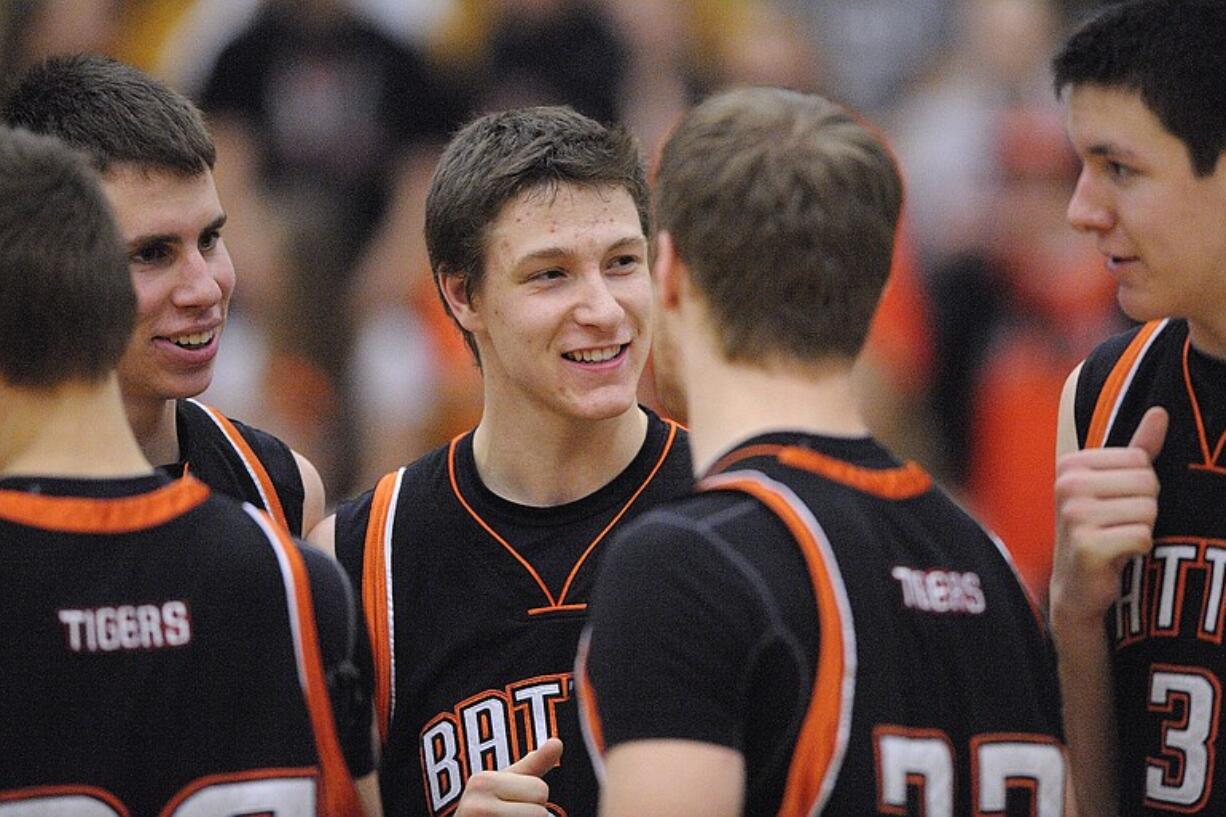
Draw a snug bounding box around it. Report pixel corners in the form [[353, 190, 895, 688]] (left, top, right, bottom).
[[182, 399, 292, 531], [361, 467, 406, 744], [1079, 319, 1170, 448]]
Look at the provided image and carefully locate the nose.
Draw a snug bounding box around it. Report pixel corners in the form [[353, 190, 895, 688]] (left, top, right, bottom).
[[574, 271, 626, 329], [171, 248, 225, 310], [1066, 167, 1114, 234]]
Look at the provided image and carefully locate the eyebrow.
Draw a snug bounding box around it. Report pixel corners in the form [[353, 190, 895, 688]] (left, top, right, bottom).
[[127, 212, 228, 250], [515, 234, 647, 265], [1084, 142, 1140, 162]]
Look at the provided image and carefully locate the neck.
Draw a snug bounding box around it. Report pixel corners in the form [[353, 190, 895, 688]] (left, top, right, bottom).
[[1188, 317, 1226, 361], [124, 393, 181, 467], [0, 375, 153, 478], [472, 403, 649, 506], [683, 350, 868, 476]]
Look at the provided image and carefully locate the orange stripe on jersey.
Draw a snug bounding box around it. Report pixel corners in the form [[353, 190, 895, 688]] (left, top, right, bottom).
[[708, 443, 932, 500], [447, 433, 557, 605], [363, 469, 402, 743], [447, 420, 684, 612], [703, 473, 855, 817], [1085, 319, 1168, 448], [1181, 336, 1226, 473], [0, 784, 130, 814], [777, 447, 931, 500], [0, 476, 209, 533], [556, 420, 682, 606], [255, 511, 363, 817], [190, 400, 290, 531], [574, 631, 607, 774], [707, 444, 789, 475]]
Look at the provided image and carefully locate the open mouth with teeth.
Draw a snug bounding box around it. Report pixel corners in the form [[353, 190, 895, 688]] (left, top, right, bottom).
[[562, 344, 627, 364], [164, 329, 216, 351]]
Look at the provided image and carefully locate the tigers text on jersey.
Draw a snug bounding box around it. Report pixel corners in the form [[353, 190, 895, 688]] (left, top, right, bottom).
[[0, 473, 361, 817], [1075, 319, 1226, 815], [579, 432, 1066, 816], [334, 408, 692, 817]]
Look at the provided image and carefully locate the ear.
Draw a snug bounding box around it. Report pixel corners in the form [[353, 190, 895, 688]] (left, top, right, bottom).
[[437, 269, 485, 333], [652, 231, 687, 313]]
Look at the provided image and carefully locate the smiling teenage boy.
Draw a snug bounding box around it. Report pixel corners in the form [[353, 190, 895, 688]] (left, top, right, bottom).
[[0, 124, 367, 817], [1047, 2, 1226, 816], [1, 54, 325, 536], [310, 106, 692, 817]]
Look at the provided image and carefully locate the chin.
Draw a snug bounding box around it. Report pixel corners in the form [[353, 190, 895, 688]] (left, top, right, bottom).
[[164, 372, 216, 401], [1116, 290, 1166, 324], [565, 391, 639, 422]]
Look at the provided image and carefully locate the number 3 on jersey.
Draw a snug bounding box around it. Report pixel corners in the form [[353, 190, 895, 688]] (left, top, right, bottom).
[[1146, 664, 1221, 811], [874, 726, 1066, 816]]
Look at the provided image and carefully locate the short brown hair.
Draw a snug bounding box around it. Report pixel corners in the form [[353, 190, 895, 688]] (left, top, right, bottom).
[[0, 126, 134, 387], [2, 54, 216, 175], [1052, 0, 1226, 178], [656, 87, 903, 362], [424, 105, 649, 362]]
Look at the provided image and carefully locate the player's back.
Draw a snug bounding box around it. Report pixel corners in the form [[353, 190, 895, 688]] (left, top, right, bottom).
[[709, 435, 1065, 814], [582, 432, 1065, 816], [0, 473, 354, 816]]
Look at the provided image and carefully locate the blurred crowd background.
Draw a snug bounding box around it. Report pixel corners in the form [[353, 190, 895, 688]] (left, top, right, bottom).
[[0, 0, 1129, 603]]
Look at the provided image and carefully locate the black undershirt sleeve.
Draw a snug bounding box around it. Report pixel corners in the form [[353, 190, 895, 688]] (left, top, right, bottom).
[[584, 511, 766, 752]]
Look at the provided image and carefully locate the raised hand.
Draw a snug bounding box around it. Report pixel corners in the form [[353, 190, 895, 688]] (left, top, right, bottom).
[[455, 738, 564, 817], [1052, 405, 1167, 631]]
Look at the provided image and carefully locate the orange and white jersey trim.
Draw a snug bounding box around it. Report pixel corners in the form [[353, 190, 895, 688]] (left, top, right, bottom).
[[244, 504, 363, 817], [701, 470, 857, 817], [1084, 319, 1169, 449], [362, 466, 405, 743], [188, 399, 289, 531]]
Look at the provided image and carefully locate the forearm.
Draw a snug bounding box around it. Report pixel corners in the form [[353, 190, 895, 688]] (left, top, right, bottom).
[[1052, 615, 1118, 817], [599, 740, 744, 817]]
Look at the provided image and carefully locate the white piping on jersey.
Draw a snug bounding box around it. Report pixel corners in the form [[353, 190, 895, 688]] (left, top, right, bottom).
[[246, 503, 308, 691], [187, 398, 273, 514], [703, 469, 857, 817], [382, 466, 406, 729], [575, 628, 603, 784], [943, 491, 1033, 606], [1098, 318, 1170, 445]]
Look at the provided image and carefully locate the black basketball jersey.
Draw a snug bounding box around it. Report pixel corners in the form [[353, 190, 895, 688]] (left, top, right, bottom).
[[166, 398, 306, 534], [578, 432, 1066, 816], [333, 408, 692, 817], [1075, 318, 1226, 815], [0, 473, 362, 816]]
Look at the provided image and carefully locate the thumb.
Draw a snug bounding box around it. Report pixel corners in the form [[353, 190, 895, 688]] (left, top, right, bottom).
[[1128, 406, 1169, 462], [505, 738, 563, 777]]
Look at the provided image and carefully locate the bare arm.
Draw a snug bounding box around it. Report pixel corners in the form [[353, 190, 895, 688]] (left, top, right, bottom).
[[308, 514, 338, 558], [356, 772, 384, 817], [598, 739, 744, 817], [1049, 365, 1167, 817], [294, 449, 326, 536]]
